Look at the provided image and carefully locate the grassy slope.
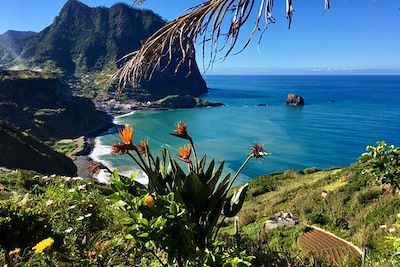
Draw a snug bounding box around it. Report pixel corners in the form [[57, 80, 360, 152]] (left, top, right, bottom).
[[223, 163, 399, 258], [0, 121, 77, 176], [1, 162, 398, 266]]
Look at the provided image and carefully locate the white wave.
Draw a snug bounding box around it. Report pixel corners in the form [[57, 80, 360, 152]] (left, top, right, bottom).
[[114, 110, 137, 124], [89, 136, 149, 185]]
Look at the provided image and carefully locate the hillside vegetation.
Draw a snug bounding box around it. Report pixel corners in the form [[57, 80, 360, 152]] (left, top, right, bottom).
[[220, 162, 400, 264], [0, 163, 398, 266], [0, 125, 399, 266], [0, 150, 399, 266], [0, 70, 111, 141], [10, 0, 207, 101], [0, 121, 77, 176]]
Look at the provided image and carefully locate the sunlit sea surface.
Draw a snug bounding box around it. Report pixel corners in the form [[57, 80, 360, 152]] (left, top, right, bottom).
[[91, 75, 400, 184]]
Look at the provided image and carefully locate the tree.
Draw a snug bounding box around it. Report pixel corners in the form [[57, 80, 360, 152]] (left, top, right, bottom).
[[115, 0, 330, 87]]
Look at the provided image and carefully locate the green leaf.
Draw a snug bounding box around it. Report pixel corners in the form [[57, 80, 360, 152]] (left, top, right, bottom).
[[138, 232, 149, 238], [223, 183, 249, 218], [169, 202, 178, 216]]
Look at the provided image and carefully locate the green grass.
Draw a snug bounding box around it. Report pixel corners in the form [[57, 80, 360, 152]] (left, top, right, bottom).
[[1, 161, 398, 266], [221, 162, 400, 263], [0, 171, 133, 266], [52, 141, 78, 156]]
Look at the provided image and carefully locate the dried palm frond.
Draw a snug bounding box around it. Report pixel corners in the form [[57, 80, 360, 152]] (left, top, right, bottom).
[[115, 0, 330, 89]]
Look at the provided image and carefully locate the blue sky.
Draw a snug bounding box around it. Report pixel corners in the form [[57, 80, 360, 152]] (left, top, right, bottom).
[[0, 0, 399, 74]]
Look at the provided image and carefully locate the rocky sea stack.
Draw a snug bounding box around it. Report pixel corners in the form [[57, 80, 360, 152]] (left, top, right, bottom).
[[285, 93, 304, 106]]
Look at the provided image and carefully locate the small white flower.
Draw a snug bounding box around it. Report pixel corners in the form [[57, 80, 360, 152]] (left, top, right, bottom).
[[41, 176, 49, 180], [65, 227, 73, 233], [50, 174, 56, 178], [389, 227, 396, 233], [68, 205, 76, 210], [68, 189, 76, 193], [64, 177, 71, 182], [76, 216, 85, 221], [46, 199, 54, 206], [72, 177, 83, 181], [77, 185, 86, 191], [379, 224, 387, 229], [84, 213, 92, 218], [88, 204, 93, 208]]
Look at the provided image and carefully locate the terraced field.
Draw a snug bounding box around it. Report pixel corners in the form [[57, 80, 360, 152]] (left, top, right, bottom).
[[298, 228, 362, 265]]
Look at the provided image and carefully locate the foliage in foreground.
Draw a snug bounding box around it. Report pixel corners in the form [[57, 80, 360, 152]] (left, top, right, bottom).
[[359, 141, 400, 192], [109, 123, 267, 266], [0, 172, 136, 266], [0, 141, 399, 266]]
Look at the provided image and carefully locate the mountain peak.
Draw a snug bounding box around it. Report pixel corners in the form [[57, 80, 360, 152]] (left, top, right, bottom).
[[61, 0, 89, 14], [1, 30, 36, 39], [11, 2, 207, 100]]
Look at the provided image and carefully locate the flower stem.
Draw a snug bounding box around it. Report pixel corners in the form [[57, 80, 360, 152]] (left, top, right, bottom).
[[189, 136, 199, 172], [229, 154, 252, 189], [212, 216, 227, 241], [127, 152, 146, 172], [133, 147, 149, 171]]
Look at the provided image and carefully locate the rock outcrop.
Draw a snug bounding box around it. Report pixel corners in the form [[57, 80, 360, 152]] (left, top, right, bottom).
[[265, 211, 299, 229], [285, 93, 304, 106], [151, 95, 224, 109]]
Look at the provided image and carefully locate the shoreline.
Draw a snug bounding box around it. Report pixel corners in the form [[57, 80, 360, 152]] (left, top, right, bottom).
[[72, 116, 116, 180], [73, 98, 226, 182], [73, 109, 148, 182]]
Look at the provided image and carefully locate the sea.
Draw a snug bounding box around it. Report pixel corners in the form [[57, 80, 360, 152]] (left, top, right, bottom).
[[91, 75, 400, 184]]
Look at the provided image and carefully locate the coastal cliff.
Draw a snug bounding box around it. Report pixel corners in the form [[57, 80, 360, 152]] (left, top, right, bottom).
[[0, 120, 77, 176], [0, 70, 111, 142]]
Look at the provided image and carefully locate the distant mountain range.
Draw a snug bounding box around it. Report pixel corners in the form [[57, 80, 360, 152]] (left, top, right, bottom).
[[0, 30, 36, 67], [2, 0, 207, 100]]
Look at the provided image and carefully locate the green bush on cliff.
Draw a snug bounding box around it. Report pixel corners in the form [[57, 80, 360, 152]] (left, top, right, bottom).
[[359, 141, 400, 192]]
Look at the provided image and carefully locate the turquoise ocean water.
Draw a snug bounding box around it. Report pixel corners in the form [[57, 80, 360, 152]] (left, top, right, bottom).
[[91, 75, 400, 184]]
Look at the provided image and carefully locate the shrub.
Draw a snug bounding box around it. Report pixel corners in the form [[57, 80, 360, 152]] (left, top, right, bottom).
[[334, 217, 349, 230], [306, 212, 328, 225], [359, 141, 400, 192], [248, 176, 278, 197], [357, 188, 382, 205], [0, 195, 53, 266], [303, 167, 320, 175]]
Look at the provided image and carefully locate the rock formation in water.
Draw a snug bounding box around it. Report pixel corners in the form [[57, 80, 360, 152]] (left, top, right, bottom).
[[285, 93, 304, 106]]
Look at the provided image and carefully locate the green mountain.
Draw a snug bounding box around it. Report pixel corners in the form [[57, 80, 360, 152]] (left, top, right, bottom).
[[16, 0, 207, 100], [0, 30, 36, 67], [0, 70, 111, 141], [0, 120, 77, 176]]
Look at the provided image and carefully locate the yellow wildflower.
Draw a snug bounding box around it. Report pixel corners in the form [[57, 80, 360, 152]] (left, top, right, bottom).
[[32, 237, 54, 254]]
